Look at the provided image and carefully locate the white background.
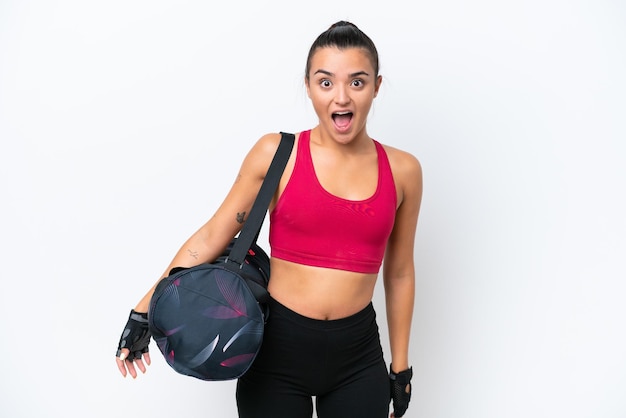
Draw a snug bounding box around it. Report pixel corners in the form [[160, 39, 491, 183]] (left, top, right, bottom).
[[1, 1, 625, 417]]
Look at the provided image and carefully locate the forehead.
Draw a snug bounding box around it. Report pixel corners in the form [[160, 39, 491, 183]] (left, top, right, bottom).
[[309, 46, 374, 76]]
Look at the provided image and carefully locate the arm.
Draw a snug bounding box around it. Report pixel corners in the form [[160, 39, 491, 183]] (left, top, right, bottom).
[[383, 150, 422, 416], [382, 149, 422, 374], [116, 132, 283, 377], [134, 132, 283, 311]]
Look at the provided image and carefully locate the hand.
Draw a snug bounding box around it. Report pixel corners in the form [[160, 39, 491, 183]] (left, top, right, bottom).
[[115, 309, 152, 378], [389, 365, 413, 418]]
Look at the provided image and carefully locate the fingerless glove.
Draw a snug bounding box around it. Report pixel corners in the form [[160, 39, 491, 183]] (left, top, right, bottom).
[[389, 365, 413, 417], [116, 309, 151, 361]]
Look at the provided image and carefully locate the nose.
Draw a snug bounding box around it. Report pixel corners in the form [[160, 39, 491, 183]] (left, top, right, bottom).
[[334, 85, 351, 105]]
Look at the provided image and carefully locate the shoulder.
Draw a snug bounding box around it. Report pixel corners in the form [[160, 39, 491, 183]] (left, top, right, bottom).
[[248, 131, 300, 157], [241, 131, 298, 178], [379, 142, 422, 183], [241, 132, 282, 172], [377, 142, 422, 209], [249, 132, 283, 157]]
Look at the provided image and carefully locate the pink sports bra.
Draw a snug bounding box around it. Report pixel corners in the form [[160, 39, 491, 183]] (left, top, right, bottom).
[[269, 130, 397, 274]]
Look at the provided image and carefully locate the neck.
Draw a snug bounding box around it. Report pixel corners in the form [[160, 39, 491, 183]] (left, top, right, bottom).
[[311, 125, 372, 153]]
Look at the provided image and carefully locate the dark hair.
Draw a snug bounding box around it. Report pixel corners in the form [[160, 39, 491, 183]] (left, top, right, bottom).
[[305, 21, 380, 81]]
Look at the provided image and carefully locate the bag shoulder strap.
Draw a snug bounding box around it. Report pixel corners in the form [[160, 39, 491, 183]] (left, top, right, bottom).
[[226, 132, 295, 266]]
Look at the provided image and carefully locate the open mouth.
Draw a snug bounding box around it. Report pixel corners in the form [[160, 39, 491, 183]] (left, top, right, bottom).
[[332, 111, 353, 129]]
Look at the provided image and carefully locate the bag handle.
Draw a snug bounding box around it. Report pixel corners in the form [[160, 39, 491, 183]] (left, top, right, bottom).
[[226, 132, 295, 267]]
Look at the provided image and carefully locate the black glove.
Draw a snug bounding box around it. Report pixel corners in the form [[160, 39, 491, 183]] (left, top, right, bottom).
[[389, 365, 413, 417], [116, 309, 151, 361]]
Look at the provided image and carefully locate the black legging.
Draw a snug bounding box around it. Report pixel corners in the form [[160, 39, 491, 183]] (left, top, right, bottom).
[[236, 297, 390, 418]]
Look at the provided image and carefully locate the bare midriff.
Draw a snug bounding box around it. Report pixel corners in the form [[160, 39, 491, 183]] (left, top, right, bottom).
[[267, 257, 378, 320]]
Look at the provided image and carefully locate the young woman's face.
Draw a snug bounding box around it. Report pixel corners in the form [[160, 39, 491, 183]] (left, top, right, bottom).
[[306, 46, 382, 141]]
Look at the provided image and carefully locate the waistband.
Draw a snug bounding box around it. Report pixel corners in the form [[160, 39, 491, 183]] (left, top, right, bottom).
[[268, 297, 376, 331]]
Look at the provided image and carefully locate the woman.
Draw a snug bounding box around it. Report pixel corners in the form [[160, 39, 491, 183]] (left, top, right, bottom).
[[116, 21, 422, 418]]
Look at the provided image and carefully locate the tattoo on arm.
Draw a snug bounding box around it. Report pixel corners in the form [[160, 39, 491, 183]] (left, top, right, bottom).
[[236, 211, 246, 224], [187, 249, 199, 259]]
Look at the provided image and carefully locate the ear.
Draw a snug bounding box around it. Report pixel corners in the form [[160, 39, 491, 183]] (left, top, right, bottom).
[[305, 76, 311, 98], [373, 75, 383, 98]]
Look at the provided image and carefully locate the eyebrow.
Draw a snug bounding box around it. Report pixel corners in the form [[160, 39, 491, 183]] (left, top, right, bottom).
[[313, 69, 371, 78]]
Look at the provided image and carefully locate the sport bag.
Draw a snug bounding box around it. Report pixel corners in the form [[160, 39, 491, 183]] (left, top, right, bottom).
[[148, 132, 294, 381]]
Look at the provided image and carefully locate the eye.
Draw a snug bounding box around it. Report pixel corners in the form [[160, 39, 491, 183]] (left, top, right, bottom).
[[320, 79, 332, 88], [351, 79, 364, 88]]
